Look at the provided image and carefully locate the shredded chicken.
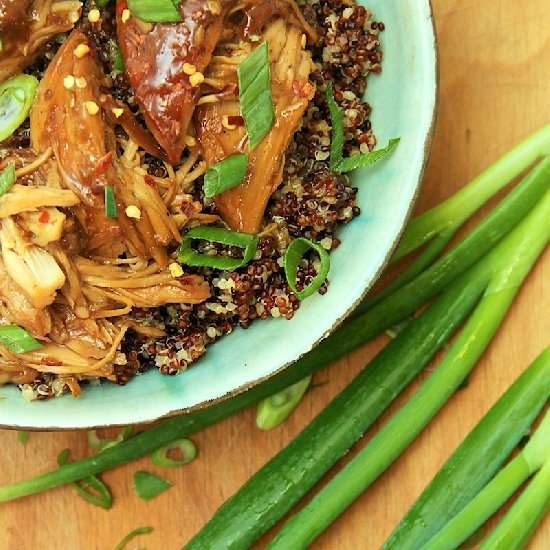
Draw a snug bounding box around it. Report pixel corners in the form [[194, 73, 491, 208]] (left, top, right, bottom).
[[0, 0, 81, 82], [196, 14, 315, 233]]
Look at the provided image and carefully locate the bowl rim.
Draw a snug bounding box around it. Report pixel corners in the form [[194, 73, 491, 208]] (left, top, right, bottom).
[[0, 1, 439, 431]]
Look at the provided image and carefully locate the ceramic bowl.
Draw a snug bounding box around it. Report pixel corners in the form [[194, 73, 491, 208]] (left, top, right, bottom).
[[0, 0, 437, 429]]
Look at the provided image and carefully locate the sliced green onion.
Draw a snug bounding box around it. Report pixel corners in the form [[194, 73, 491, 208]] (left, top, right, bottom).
[[114, 526, 153, 550], [256, 375, 312, 430], [284, 238, 330, 300], [57, 449, 112, 509], [0, 164, 16, 197], [0, 325, 43, 353], [326, 81, 399, 173], [150, 438, 197, 467], [326, 82, 344, 169], [177, 226, 259, 270], [104, 185, 117, 218], [94, 0, 112, 7], [17, 431, 28, 445], [238, 41, 275, 150], [335, 139, 400, 173], [0, 74, 38, 143], [126, 0, 182, 23], [87, 426, 133, 452], [203, 154, 247, 198], [133, 470, 171, 501], [113, 45, 125, 71]]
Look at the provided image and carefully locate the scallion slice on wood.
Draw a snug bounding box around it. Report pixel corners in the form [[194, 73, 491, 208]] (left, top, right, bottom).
[[0, 325, 42, 353], [57, 449, 112, 509], [114, 526, 153, 550], [17, 431, 28, 445], [126, 0, 182, 23], [150, 438, 196, 467], [326, 81, 399, 173], [284, 238, 330, 300], [0, 74, 38, 142], [256, 376, 312, 430], [203, 154, 247, 198], [104, 185, 117, 218], [87, 427, 133, 452], [177, 226, 258, 270], [0, 164, 15, 197], [238, 41, 275, 150], [133, 470, 171, 501]]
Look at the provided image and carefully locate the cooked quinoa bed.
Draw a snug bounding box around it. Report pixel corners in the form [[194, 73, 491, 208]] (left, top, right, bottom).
[[2, 0, 383, 400]]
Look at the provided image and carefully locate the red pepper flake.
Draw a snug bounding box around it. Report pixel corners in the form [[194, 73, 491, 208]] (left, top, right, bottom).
[[95, 151, 113, 175], [144, 175, 156, 188], [292, 79, 315, 100], [91, 184, 104, 195], [41, 357, 64, 367], [117, 1, 127, 18], [39, 211, 50, 223], [226, 115, 244, 127]]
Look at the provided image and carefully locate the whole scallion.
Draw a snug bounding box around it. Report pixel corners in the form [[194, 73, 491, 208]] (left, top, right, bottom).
[[188, 181, 550, 550], [382, 347, 550, 550]]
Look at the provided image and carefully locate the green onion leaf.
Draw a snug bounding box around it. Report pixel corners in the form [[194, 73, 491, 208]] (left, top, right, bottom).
[[204, 154, 248, 198], [126, 0, 182, 23], [177, 226, 259, 270], [114, 526, 153, 550], [256, 375, 312, 430], [0, 325, 43, 353], [326, 81, 399, 173], [133, 470, 171, 501], [87, 426, 133, 452], [326, 82, 344, 170], [238, 41, 275, 150], [94, 0, 112, 7], [57, 449, 112, 509], [335, 139, 400, 173], [0, 74, 39, 143], [104, 185, 117, 218], [150, 438, 197, 467], [284, 238, 330, 300], [0, 163, 16, 197], [17, 431, 28, 445]]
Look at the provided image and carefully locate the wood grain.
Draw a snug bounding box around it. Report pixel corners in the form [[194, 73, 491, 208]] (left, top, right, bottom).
[[0, 0, 549, 548]]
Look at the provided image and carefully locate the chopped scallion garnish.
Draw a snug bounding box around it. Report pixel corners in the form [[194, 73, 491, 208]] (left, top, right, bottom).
[[17, 431, 28, 445], [114, 526, 153, 550], [104, 185, 117, 218], [133, 470, 171, 501], [238, 41, 275, 150], [0, 74, 38, 142], [87, 427, 133, 452], [0, 325, 43, 353], [326, 81, 399, 173], [177, 226, 259, 270], [57, 449, 112, 509], [126, 0, 182, 23], [284, 238, 330, 300], [0, 163, 16, 197], [204, 154, 247, 198], [150, 438, 197, 467], [113, 45, 125, 71]]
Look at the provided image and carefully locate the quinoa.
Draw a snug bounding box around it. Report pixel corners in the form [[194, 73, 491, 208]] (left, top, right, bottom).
[[16, 0, 384, 397]]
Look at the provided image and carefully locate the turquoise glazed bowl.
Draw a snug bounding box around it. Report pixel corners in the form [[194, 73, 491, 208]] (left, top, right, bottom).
[[0, 0, 437, 429]]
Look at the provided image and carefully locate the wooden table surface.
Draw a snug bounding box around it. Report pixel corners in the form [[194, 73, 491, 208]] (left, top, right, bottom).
[[1, 1, 549, 548]]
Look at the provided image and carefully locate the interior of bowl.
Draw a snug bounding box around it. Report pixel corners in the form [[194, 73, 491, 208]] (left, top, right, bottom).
[[0, 0, 437, 429]]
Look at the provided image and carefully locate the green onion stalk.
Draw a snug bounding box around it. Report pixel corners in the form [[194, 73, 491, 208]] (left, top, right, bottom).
[[421, 407, 550, 550], [0, 140, 546, 508], [187, 180, 550, 549], [382, 347, 550, 550], [357, 124, 550, 314]]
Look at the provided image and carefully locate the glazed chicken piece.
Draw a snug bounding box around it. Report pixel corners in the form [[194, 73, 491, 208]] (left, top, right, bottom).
[[195, 15, 315, 233], [0, 0, 81, 82], [30, 29, 123, 253], [117, 0, 235, 164]]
